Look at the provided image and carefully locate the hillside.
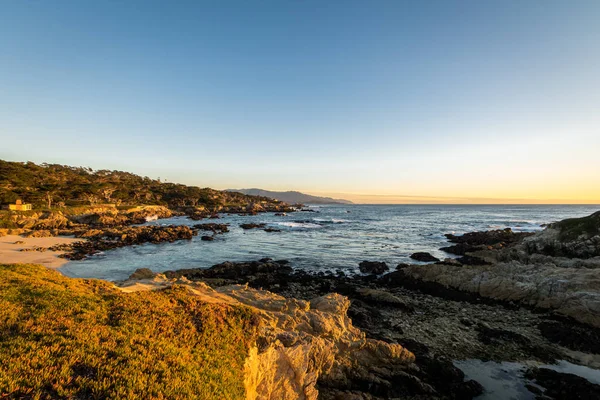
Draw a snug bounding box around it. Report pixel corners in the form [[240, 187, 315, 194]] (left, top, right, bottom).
[[0, 160, 289, 211], [227, 188, 353, 205]]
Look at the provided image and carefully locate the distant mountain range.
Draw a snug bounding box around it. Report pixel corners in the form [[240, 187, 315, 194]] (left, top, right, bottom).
[[227, 189, 353, 205]]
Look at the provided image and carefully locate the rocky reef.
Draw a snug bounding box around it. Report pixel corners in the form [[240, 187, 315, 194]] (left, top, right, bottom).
[[45, 225, 195, 260]]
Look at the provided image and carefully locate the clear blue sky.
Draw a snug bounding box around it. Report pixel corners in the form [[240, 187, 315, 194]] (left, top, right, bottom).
[[1, 1, 599, 202]]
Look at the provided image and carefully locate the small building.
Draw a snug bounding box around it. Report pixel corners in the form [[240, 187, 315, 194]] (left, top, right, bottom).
[[9, 199, 32, 211]]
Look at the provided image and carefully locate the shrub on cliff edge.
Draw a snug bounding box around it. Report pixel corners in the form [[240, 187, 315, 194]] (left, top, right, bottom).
[[0, 263, 259, 399]]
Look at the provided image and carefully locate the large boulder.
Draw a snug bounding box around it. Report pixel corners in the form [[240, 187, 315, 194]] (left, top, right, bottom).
[[358, 261, 389, 275], [410, 252, 440, 262]]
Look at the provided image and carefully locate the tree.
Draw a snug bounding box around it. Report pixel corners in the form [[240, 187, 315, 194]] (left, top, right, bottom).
[[45, 191, 54, 209], [100, 187, 116, 203]]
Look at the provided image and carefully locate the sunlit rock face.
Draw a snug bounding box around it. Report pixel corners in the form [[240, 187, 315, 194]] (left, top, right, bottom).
[[118, 275, 415, 400]]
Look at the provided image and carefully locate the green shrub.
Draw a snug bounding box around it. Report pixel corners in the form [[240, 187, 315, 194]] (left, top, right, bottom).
[[0, 264, 259, 399]]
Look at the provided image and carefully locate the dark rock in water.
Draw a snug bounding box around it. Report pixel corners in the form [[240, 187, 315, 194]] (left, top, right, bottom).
[[440, 243, 485, 255], [201, 235, 214, 241], [525, 367, 600, 399], [165, 259, 293, 283], [416, 355, 484, 399], [274, 212, 286, 216], [410, 252, 440, 262], [358, 261, 389, 274], [193, 223, 229, 234], [445, 228, 533, 246], [263, 228, 281, 233], [59, 225, 197, 260], [127, 268, 156, 280], [240, 223, 266, 230], [396, 263, 412, 270]]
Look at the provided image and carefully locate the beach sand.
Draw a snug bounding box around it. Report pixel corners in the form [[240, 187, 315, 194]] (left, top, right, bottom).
[[0, 235, 82, 268]]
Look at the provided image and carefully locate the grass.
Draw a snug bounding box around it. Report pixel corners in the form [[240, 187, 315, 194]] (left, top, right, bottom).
[[0, 264, 259, 399], [554, 210, 600, 241]]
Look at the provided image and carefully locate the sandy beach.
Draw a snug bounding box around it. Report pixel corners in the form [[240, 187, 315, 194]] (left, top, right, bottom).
[[0, 235, 83, 268]]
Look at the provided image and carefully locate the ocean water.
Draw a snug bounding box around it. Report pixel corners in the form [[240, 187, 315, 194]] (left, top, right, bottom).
[[60, 204, 599, 281], [454, 359, 600, 399]]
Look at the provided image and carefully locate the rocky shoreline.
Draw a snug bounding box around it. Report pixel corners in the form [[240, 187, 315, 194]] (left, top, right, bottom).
[[5, 203, 600, 398], [150, 211, 600, 399]]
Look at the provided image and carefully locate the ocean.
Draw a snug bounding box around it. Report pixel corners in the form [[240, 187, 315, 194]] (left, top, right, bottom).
[[60, 204, 600, 281]]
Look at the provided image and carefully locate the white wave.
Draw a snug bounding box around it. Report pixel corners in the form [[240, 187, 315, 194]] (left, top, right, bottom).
[[276, 222, 322, 229], [313, 218, 348, 224]]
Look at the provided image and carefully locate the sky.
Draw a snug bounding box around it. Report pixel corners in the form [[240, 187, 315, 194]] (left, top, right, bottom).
[[1, 1, 599, 204]]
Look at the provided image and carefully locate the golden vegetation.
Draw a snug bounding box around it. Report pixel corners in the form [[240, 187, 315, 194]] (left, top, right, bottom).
[[0, 264, 259, 399]]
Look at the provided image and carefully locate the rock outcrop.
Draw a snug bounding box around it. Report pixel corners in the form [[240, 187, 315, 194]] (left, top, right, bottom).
[[410, 252, 440, 263], [163, 260, 489, 399], [400, 210, 600, 328], [118, 273, 416, 400], [358, 261, 389, 275]]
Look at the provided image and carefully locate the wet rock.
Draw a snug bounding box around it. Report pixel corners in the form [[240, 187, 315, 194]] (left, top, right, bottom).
[[165, 259, 293, 283], [263, 228, 281, 233], [445, 228, 533, 247], [60, 225, 196, 260], [416, 355, 484, 399], [201, 235, 214, 241], [193, 223, 229, 234], [358, 261, 389, 275], [440, 243, 485, 255], [525, 367, 600, 399], [538, 317, 600, 354], [240, 223, 266, 230], [410, 252, 440, 262]]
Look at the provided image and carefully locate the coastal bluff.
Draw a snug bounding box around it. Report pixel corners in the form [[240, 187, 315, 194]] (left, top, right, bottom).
[[0, 264, 424, 400], [119, 273, 416, 400]]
